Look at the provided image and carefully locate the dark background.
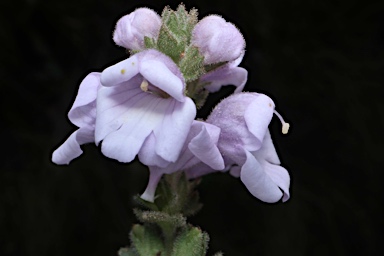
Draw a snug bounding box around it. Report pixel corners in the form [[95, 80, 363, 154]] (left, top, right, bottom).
[[1, 0, 383, 255]]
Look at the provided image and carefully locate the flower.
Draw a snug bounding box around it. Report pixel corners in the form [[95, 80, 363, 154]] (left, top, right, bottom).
[[113, 7, 162, 51], [191, 15, 245, 65], [201, 53, 247, 93], [206, 92, 290, 203], [96, 49, 196, 164], [52, 72, 101, 164], [140, 120, 225, 202]]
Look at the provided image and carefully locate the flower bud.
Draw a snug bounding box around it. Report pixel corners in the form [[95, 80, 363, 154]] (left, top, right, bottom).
[[113, 8, 161, 51], [191, 15, 245, 64]]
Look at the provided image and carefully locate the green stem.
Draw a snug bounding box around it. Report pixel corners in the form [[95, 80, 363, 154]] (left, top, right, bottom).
[[160, 223, 176, 256], [126, 172, 205, 255]]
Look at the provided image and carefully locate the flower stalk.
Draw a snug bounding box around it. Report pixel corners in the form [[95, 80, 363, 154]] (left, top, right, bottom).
[[119, 172, 212, 256]]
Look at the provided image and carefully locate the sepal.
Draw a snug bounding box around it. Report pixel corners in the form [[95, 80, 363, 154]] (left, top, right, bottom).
[[179, 45, 204, 82], [172, 226, 209, 256], [155, 172, 202, 216], [130, 224, 165, 256], [134, 209, 187, 228], [157, 5, 200, 63], [157, 23, 184, 63], [134, 195, 159, 211], [144, 36, 157, 49], [185, 79, 210, 108], [204, 62, 228, 73]]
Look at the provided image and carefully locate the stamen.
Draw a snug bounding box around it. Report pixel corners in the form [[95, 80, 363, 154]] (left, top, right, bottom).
[[140, 79, 149, 92], [139, 79, 170, 99], [274, 110, 290, 134]]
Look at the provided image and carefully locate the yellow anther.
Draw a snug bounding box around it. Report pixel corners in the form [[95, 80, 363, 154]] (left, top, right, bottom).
[[140, 79, 149, 92], [273, 110, 290, 134], [282, 123, 290, 134]]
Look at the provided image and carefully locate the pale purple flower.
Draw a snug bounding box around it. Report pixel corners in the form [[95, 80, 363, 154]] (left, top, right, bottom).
[[201, 53, 247, 93], [52, 72, 101, 164], [191, 15, 245, 65], [207, 92, 290, 203], [140, 120, 225, 202], [113, 7, 161, 51], [96, 49, 196, 164]]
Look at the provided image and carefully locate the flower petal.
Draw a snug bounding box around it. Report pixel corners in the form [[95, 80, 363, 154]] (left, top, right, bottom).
[[101, 49, 186, 103], [229, 165, 241, 178], [139, 132, 170, 168], [252, 131, 290, 200], [52, 72, 100, 165], [140, 167, 163, 202], [160, 121, 224, 174], [140, 59, 185, 102], [192, 15, 245, 64], [52, 127, 94, 165], [98, 88, 175, 162], [232, 52, 245, 67], [240, 150, 284, 203], [263, 163, 290, 202], [204, 66, 247, 93], [100, 55, 140, 87], [244, 94, 274, 149], [207, 93, 260, 164], [188, 122, 224, 170], [68, 72, 101, 127], [184, 162, 216, 179], [95, 77, 143, 144], [113, 8, 161, 50], [144, 121, 221, 178], [153, 97, 196, 162], [253, 130, 281, 165]]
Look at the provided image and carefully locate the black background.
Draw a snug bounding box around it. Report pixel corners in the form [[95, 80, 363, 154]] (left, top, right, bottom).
[[1, 0, 383, 255]]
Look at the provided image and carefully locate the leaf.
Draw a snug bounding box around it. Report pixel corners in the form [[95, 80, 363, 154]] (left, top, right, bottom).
[[130, 224, 165, 256], [172, 227, 209, 256], [134, 209, 187, 228]]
